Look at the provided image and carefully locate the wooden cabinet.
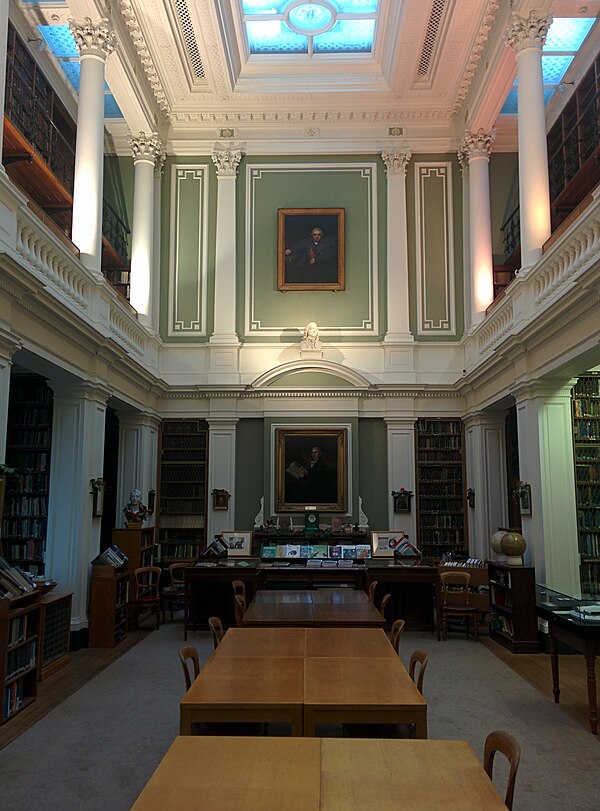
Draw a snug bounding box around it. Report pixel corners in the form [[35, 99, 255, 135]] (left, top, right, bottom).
[[488, 563, 539, 653], [112, 527, 156, 571], [1, 375, 53, 575], [415, 418, 467, 560], [39, 592, 72, 680], [0, 590, 41, 723], [88, 565, 129, 648], [157, 419, 208, 565], [572, 374, 600, 596]]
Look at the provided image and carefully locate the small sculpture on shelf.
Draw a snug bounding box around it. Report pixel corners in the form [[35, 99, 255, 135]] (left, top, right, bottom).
[[123, 488, 149, 526], [300, 321, 322, 351]]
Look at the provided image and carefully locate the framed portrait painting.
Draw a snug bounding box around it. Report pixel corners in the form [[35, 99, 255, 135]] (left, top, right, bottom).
[[277, 208, 345, 292], [276, 428, 347, 513]]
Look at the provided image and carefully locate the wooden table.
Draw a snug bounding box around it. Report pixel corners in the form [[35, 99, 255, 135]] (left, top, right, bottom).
[[131, 737, 506, 810], [303, 656, 427, 738], [179, 655, 304, 735], [305, 627, 396, 658], [242, 589, 385, 628], [213, 627, 396, 659]]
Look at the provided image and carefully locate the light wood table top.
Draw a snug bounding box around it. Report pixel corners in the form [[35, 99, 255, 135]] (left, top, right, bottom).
[[254, 589, 314, 604], [309, 589, 369, 604], [303, 657, 427, 738], [180, 657, 304, 735], [242, 601, 315, 626], [312, 601, 384, 627], [305, 628, 396, 658], [214, 627, 307, 657], [253, 588, 369, 604], [243, 589, 384, 628], [131, 737, 506, 810]]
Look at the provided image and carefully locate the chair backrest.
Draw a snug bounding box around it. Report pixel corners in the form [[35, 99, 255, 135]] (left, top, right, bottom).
[[178, 645, 200, 691], [379, 593, 391, 618], [483, 730, 521, 810], [368, 580, 378, 603], [208, 616, 224, 649], [232, 579, 246, 600], [234, 594, 246, 627], [409, 648, 429, 695], [440, 571, 471, 607], [133, 566, 162, 598], [390, 618, 406, 654], [168, 563, 187, 587]]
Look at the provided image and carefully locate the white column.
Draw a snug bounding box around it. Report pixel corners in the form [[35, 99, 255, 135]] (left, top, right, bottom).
[[513, 381, 580, 595], [117, 412, 160, 530], [0, 0, 9, 159], [152, 152, 165, 331], [459, 129, 495, 325], [70, 17, 116, 275], [0, 333, 21, 459], [463, 411, 508, 562], [385, 418, 416, 540], [508, 11, 552, 269], [381, 150, 413, 343], [128, 132, 163, 325], [44, 381, 110, 632], [206, 417, 238, 542], [459, 151, 472, 331]]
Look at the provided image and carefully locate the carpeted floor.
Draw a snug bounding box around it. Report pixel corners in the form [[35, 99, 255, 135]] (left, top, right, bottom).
[[0, 619, 599, 810]]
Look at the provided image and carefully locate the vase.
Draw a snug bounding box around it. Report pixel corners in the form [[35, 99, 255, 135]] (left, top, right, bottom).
[[500, 531, 526, 566], [490, 530, 507, 563]]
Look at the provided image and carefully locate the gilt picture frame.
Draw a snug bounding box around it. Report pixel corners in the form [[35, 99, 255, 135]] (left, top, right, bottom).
[[277, 208, 345, 292], [221, 531, 252, 557]]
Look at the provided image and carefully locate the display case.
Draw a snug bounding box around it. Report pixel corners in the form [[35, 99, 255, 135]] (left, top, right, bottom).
[[536, 584, 600, 624]]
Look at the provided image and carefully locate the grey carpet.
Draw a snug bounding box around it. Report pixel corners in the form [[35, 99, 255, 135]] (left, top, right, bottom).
[[0, 618, 599, 810]]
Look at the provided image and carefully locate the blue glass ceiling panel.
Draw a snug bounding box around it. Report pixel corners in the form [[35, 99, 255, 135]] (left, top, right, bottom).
[[542, 54, 574, 85], [104, 95, 123, 119], [242, 1, 288, 12], [545, 17, 594, 51], [60, 62, 80, 92], [247, 20, 307, 53], [242, 0, 378, 11], [39, 25, 78, 58], [313, 20, 376, 53]]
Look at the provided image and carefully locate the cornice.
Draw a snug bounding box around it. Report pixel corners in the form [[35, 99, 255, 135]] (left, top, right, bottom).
[[452, 0, 501, 115], [160, 387, 461, 401]]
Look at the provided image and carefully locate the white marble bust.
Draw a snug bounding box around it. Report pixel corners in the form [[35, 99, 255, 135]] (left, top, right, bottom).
[[300, 321, 322, 350]]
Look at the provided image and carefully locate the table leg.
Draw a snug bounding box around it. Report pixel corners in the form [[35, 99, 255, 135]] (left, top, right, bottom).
[[179, 708, 192, 735], [584, 651, 598, 735], [550, 634, 560, 704], [413, 712, 428, 740]]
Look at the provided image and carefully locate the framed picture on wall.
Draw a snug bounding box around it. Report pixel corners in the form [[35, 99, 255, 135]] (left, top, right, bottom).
[[275, 427, 347, 513], [221, 531, 252, 557], [277, 208, 345, 292]]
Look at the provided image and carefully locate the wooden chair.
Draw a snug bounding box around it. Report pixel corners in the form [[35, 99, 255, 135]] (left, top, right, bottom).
[[484, 730, 521, 810], [409, 648, 429, 695], [234, 594, 246, 627], [232, 579, 246, 601], [438, 570, 480, 641], [379, 592, 391, 620], [389, 618, 405, 655], [179, 645, 200, 691], [161, 562, 187, 623], [128, 566, 162, 630], [208, 616, 224, 650], [368, 580, 378, 603]]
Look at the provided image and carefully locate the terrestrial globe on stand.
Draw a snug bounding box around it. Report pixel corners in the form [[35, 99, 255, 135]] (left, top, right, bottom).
[[500, 531, 527, 566], [490, 530, 507, 563]]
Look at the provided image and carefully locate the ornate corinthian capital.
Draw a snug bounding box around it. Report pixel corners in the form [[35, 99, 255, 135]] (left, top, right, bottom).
[[128, 132, 164, 164], [69, 17, 117, 60], [458, 128, 496, 167], [211, 148, 243, 177], [381, 149, 412, 176], [507, 11, 552, 54]]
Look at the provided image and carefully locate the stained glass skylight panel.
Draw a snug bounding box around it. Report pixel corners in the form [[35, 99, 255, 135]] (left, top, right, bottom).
[[240, 0, 379, 56]]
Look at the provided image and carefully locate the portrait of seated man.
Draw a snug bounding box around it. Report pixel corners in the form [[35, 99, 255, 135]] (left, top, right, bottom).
[[278, 209, 344, 289]]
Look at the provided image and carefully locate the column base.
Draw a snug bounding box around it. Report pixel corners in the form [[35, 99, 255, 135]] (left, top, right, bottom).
[[383, 332, 414, 344]]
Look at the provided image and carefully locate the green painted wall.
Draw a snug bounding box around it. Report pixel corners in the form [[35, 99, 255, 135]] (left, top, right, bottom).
[[490, 153, 519, 262], [357, 418, 388, 528], [235, 418, 265, 529]]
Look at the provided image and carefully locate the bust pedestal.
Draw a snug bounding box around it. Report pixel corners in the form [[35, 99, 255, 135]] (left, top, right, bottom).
[[300, 348, 323, 359]]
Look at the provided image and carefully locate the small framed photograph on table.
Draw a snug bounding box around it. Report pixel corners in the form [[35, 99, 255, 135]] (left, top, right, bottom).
[[372, 531, 406, 557], [221, 531, 252, 557]]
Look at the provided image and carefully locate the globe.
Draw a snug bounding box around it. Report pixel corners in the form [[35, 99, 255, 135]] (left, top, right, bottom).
[[500, 532, 527, 565], [490, 530, 506, 555]]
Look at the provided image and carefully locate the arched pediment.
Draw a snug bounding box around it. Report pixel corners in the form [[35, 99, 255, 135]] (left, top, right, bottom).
[[250, 360, 373, 389]]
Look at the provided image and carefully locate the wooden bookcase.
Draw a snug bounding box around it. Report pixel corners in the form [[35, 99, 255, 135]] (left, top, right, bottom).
[[488, 562, 539, 653], [157, 419, 208, 565], [0, 590, 41, 723], [1, 375, 53, 575], [38, 591, 72, 680], [88, 565, 129, 648], [111, 527, 155, 572], [571, 374, 600, 596], [415, 418, 467, 560]]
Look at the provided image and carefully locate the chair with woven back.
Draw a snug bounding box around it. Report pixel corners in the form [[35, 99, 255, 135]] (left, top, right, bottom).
[[368, 579, 378, 604], [179, 645, 200, 691], [128, 566, 162, 630], [389, 618, 406, 655], [409, 648, 429, 695], [161, 562, 188, 624], [234, 594, 246, 627], [232, 579, 246, 601], [483, 730, 521, 810], [379, 592, 391, 620], [208, 616, 224, 650], [438, 570, 480, 641]]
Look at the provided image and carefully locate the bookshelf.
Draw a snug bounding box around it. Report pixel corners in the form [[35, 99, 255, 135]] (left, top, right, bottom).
[[488, 562, 539, 653], [88, 564, 129, 648], [157, 419, 208, 565], [112, 527, 155, 574], [0, 590, 41, 723], [39, 591, 72, 680], [415, 418, 467, 560], [571, 374, 600, 596], [1, 375, 53, 575]]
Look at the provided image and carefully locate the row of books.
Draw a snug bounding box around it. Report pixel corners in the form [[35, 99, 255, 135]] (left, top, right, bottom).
[[91, 545, 128, 567], [2, 516, 47, 538], [3, 495, 48, 516], [4, 678, 27, 718], [6, 640, 37, 680], [261, 544, 371, 560], [0, 556, 36, 599]]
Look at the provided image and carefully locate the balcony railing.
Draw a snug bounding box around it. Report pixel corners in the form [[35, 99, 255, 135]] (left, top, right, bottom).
[[501, 205, 520, 261]]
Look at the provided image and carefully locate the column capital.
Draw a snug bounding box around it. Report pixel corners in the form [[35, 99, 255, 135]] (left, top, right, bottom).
[[381, 149, 412, 176], [212, 148, 243, 177], [69, 17, 117, 60], [507, 11, 552, 54], [458, 128, 496, 165], [128, 131, 164, 164]]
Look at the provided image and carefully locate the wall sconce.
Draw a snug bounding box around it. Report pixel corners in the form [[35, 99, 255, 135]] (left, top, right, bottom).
[[212, 489, 231, 510], [147, 489, 156, 515], [467, 488, 475, 509]]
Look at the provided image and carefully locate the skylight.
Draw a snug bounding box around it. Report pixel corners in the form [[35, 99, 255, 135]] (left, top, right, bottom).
[[500, 17, 595, 115], [240, 0, 379, 56], [38, 25, 123, 119]]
